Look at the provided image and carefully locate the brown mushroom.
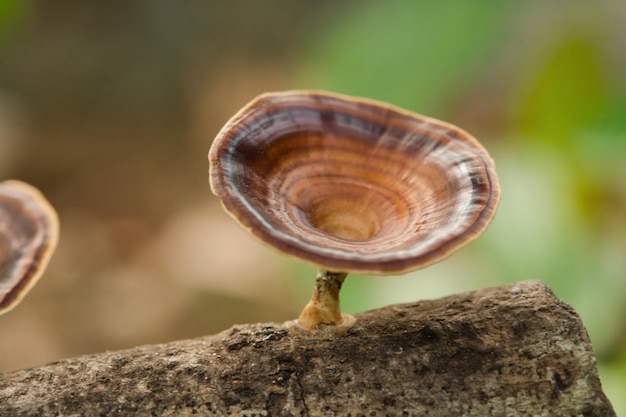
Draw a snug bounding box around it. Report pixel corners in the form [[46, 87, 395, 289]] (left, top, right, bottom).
[[0, 180, 59, 315], [209, 90, 500, 333]]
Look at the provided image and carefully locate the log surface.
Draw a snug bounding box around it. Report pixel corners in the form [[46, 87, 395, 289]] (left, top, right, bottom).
[[0, 280, 616, 416]]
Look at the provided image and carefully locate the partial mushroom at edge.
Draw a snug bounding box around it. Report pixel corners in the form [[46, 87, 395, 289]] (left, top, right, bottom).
[[0, 180, 59, 315]]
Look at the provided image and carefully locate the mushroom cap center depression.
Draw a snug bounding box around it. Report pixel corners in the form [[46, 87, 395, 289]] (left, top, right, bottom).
[[230, 131, 455, 246], [308, 193, 381, 241]]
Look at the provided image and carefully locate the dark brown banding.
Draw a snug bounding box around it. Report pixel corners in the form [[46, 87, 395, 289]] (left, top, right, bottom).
[[0, 180, 59, 314], [209, 90, 500, 274]]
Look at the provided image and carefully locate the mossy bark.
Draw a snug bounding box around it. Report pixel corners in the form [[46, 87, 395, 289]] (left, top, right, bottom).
[[0, 280, 616, 416]]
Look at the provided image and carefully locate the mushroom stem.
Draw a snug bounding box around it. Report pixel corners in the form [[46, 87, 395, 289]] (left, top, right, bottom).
[[297, 269, 350, 331]]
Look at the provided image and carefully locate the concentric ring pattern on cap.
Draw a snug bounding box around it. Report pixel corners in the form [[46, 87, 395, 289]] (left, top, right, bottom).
[[209, 90, 500, 275]]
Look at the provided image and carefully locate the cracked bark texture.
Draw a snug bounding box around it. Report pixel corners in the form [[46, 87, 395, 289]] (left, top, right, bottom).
[[0, 280, 616, 417]]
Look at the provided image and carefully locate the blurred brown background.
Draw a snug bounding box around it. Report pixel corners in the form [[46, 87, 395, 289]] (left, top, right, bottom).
[[0, 2, 624, 412]]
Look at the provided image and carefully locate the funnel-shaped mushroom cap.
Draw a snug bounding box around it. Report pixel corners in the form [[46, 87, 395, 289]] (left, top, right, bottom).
[[209, 91, 500, 275], [0, 180, 59, 314]]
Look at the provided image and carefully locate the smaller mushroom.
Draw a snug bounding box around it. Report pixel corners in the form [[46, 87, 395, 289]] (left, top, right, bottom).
[[209, 91, 500, 335], [0, 180, 59, 315]]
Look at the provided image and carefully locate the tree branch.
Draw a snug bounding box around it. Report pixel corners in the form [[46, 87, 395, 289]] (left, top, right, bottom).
[[0, 280, 616, 416]]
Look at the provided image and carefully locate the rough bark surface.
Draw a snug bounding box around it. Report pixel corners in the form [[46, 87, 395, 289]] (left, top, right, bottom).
[[0, 280, 616, 417]]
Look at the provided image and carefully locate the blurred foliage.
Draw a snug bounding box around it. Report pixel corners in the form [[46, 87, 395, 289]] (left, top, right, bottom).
[[298, 2, 515, 116], [516, 34, 609, 145], [0, 0, 29, 43]]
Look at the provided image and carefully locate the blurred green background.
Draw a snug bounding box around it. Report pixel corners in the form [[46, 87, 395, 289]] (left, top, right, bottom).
[[0, 1, 623, 412]]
